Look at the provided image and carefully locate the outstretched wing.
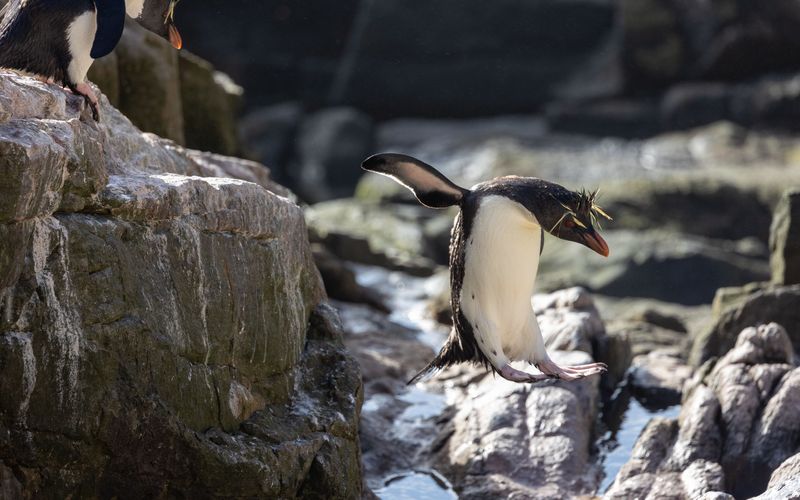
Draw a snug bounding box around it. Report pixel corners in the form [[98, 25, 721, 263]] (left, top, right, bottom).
[[90, 0, 125, 59], [362, 153, 469, 209]]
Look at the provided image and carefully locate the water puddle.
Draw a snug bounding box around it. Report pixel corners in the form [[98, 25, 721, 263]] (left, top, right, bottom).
[[376, 470, 458, 500], [598, 387, 681, 492]]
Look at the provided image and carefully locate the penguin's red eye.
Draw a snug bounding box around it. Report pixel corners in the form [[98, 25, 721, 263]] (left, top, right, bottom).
[[563, 219, 576, 229]]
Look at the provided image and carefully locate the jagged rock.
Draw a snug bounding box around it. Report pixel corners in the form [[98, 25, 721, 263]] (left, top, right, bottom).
[[770, 190, 800, 285], [606, 323, 800, 499], [690, 284, 800, 366], [0, 71, 363, 497]]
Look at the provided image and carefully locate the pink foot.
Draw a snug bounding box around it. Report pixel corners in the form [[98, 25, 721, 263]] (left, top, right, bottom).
[[498, 364, 553, 383], [71, 82, 99, 121], [535, 358, 607, 381]]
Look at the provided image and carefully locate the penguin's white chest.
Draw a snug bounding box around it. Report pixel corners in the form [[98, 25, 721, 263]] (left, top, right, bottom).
[[460, 196, 544, 363], [66, 11, 98, 83]]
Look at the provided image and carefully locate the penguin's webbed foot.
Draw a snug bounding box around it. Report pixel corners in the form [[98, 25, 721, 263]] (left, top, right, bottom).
[[535, 358, 607, 381], [70, 82, 100, 121], [498, 364, 553, 384]]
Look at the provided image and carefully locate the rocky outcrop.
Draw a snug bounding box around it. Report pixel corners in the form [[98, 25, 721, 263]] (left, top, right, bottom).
[[606, 323, 800, 499], [690, 284, 800, 366], [770, 190, 800, 285], [0, 71, 363, 497]]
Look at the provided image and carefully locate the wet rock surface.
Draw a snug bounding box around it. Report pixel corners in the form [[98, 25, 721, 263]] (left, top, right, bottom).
[[0, 72, 363, 497], [605, 323, 800, 499]]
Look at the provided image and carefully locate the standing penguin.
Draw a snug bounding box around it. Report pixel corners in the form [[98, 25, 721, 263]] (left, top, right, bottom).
[[362, 153, 612, 384], [0, 0, 183, 121]]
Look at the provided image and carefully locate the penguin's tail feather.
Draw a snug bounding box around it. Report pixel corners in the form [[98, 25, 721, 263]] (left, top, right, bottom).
[[361, 153, 468, 209], [407, 332, 476, 385]]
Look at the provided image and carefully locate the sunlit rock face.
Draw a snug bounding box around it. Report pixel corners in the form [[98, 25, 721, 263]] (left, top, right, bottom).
[[0, 71, 363, 498], [606, 323, 800, 499]]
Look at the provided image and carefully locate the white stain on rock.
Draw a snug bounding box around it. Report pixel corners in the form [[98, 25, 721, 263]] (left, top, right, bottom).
[[31, 218, 83, 410]]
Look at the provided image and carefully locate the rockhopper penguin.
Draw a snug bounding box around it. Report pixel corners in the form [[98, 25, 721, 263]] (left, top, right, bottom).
[[0, 0, 183, 120], [362, 153, 612, 384]]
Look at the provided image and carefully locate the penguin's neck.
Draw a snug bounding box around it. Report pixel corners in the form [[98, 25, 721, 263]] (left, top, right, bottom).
[[125, 0, 145, 18]]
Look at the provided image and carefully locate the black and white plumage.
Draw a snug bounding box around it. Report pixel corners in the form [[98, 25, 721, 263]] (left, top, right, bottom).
[[0, 0, 182, 120], [362, 153, 612, 384]]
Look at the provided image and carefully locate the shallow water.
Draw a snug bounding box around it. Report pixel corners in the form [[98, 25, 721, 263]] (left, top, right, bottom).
[[599, 393, 681, 493]]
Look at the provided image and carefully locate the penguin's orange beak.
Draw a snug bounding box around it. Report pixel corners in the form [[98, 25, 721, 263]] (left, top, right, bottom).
[[168, 22, 182, 49], [582, 229, 610, 257], [166, 0, 182, 49]]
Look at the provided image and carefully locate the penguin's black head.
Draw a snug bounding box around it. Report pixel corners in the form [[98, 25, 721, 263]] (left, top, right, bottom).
[[539, 186, 611, 257], [134, 0, 183, 49], [478, 177, 612, 257]]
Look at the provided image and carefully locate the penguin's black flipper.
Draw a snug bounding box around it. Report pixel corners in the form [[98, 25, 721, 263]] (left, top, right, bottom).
[[90, 0, 126, 59], [362, 153, 469, 209]]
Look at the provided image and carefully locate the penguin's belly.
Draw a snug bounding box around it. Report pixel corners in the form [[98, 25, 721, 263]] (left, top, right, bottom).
[[460, 196, 545, 363], [66, 10, 97, 83]]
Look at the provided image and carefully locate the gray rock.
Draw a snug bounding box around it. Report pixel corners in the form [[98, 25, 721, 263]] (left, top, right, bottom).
[[179, 51, 242, 156], [661, 83, 732, 131], [435, 351, 602, 500], [606, 323, 800, 499], [295, 107, 375, 202], [306, 199, 451, 275], [752, 453, 800, 500], [115, 20, 185, 144], [770, 190, 800, 285], [731, 73, 800, 130], [629, 349, 692, 407], [690, 284, 800, 366], [312, 244, 389, 312], [239, 102, 305, 186], [0, 71, 363, 497], [538, 229, 769, 305]]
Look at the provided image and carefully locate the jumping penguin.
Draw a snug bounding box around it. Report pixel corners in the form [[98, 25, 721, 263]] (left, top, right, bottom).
[[362, 153, 612, 384], [0, 0, 183, 121]]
